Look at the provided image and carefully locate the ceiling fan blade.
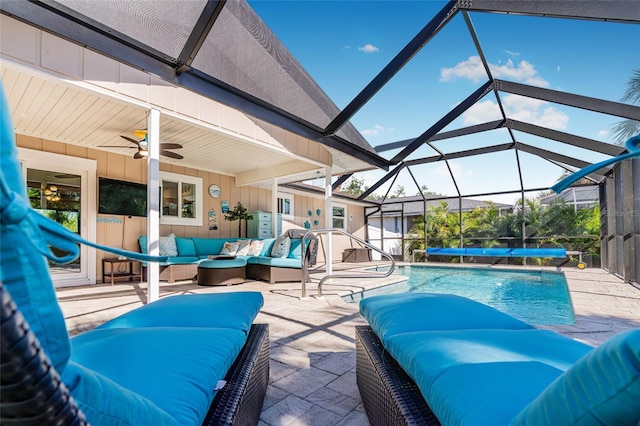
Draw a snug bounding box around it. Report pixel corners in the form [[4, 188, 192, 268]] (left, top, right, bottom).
[[159, 143, 183, 150], [120, 135, 141, 146], [160, 150, 184, 160], [133, 150, 145, 159], [99, 145, 137, 148]]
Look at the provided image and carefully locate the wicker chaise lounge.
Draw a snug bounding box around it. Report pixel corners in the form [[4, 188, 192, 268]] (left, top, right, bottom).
[[356, 293, 640, 426], [0, 286, 269, 425]]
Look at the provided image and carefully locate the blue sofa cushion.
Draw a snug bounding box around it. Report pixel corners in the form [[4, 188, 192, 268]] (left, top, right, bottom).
[[69, 327, 246, 425], [385, 329, 592, 426], [259, 238, 276, 256], [96, 292, 263, 334], [139, 236, 148, 254], [175, 237, 196, 256], [257, 256, 302, 268], [192, 238, 234, 256], [360, 293, 533, 343], [511, 329, 640, 425], [62, 361, 178, 425], [288, 238, 303, 259]]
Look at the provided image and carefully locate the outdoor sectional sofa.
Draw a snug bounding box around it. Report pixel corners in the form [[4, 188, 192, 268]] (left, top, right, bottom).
[[138, 234, 316, 284], [356, 293, 640, 426]]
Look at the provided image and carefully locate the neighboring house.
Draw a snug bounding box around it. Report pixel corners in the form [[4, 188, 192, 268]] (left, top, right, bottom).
[[540, 186, 599, 211], [365, 195, 513, 236], [363, 195, 512, 260]]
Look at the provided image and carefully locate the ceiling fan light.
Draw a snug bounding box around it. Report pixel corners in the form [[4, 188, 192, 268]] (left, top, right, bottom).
[[139, 150, 149, 157], [44, 189, 52, 195], [49, 185, 57, 191], [133, 129, 147, 139]]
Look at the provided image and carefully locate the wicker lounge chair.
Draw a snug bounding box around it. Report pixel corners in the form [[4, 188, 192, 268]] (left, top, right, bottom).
[[356, 325, 440, 426], [0, 283, 269, 425], [356, 293, 640, 426]]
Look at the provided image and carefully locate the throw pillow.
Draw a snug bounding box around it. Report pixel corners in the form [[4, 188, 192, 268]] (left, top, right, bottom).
[[247, 239, 264, 256], [235, 239, 251, 256], [220, 241, 240, 256], [159, 233, 178, 257], [270, 235, 291, 258]]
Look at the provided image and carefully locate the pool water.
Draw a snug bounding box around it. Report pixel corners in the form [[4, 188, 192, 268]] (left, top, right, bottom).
[[370, 265, 574, 325]]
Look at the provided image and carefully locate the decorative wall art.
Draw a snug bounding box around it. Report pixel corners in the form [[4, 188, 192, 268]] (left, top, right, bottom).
[[208, 209, 218, 230]]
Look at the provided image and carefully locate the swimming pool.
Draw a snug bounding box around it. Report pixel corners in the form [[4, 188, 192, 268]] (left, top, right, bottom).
[[351, 265, 575, 325]]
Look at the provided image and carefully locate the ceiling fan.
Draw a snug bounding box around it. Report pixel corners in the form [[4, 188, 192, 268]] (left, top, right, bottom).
[[102, 130, 184, 160]]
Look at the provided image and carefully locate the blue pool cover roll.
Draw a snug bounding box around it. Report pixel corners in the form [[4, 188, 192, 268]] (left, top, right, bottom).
[[427, 248, 567, 258]]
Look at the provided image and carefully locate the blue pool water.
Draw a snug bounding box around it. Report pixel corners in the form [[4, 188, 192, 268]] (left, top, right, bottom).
[[361, 265, 575, 325]]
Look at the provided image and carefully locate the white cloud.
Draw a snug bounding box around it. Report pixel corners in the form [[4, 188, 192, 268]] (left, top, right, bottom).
[[597, 130, 609, 138], [461, 100, 502, 125], [462, 94, 569, 130], [505, 50, 520, 57], [430, 162, 472, 179], [362, 124, 394, 136], [440, 55, 549, 88], [440, 55, 486, 82], [358, 44, 379, 53]]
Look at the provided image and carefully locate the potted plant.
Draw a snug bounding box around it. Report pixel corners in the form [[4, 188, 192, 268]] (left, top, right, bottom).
[[224, 202, 253, 237]]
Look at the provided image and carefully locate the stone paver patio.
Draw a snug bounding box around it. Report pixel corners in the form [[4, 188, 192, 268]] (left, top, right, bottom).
[[56, 262, 640, 425]]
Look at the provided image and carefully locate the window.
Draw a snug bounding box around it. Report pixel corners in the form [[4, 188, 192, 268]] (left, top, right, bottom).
[[160, 171, 202, 226], [332, 203, 346, 230], [277, 193, 294, 220]]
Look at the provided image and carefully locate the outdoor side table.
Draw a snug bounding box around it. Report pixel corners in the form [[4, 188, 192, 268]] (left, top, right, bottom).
[[102, 257, 142, 286]]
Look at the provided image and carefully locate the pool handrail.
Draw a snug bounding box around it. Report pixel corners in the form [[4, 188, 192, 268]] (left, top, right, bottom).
[[301, 228, 395, 298]]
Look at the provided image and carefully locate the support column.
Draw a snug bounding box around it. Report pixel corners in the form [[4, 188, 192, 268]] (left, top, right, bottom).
[[272, 177, 278, 237], [325, 167, 333, 276], [146, 109, 160, 303]]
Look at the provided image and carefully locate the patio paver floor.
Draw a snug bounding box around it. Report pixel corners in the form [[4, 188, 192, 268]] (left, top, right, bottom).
[[56, 262, 640, 425]]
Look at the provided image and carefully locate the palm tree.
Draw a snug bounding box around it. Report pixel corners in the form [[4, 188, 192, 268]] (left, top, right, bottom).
[[611, 68, 640, 144]]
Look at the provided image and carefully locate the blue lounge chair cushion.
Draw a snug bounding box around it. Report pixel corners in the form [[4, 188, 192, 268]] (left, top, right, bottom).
[[359, 293, 532, 344], [69, 327, 246, 425], [0, 84, 70, 372], [385, 329, 592, 426], [96, 292, 263, 333], [62, 361, 178, 426], [511, 329, 640, 425]]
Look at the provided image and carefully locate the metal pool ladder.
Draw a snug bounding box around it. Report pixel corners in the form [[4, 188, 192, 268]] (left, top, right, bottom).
[[301, 228, 396, 298]]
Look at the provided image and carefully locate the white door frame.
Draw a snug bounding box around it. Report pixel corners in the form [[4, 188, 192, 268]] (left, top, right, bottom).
[[18, 148, 97, 287]]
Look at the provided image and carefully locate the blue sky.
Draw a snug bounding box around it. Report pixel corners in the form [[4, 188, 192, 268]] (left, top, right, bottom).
[[249, 1, 640, 204]]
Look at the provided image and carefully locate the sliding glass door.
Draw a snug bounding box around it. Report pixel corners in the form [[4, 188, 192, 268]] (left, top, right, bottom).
[[19, 148, 97, 287]]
